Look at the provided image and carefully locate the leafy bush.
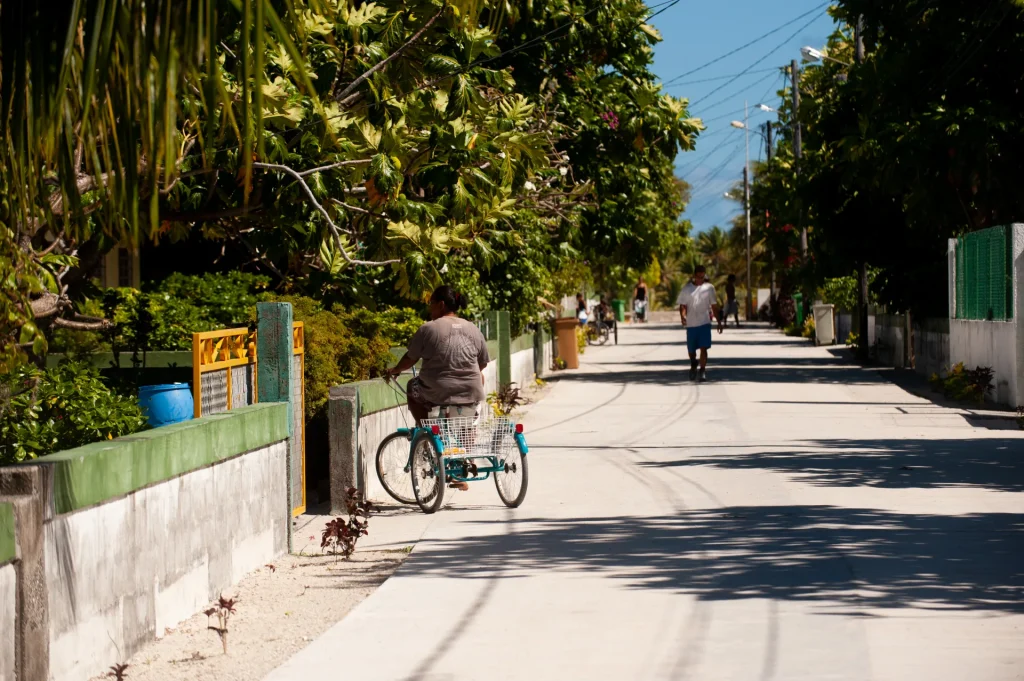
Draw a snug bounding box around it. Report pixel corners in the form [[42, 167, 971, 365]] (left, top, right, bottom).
[[576, 325, 587, 355], [802, 316, 816, 339], [0, 361, 148, 464], [49, 272, 271, 355], [929, 363, 994, 404], [259, 295, 422, 423]]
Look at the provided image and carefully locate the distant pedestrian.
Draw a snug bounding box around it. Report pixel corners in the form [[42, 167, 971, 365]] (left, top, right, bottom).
[[576, 293, 588, 326], [633, 276, 649, 323], [719, 274, 740, 333], [677, 265, 718, 382]]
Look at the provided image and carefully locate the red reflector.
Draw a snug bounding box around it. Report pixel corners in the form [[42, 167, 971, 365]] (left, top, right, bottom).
[[515, 423, 524, 434], [431, 425, 441, 435]]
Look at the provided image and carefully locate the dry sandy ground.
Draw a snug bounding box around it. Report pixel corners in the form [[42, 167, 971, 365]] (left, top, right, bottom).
[[95, 547, 408, 681]]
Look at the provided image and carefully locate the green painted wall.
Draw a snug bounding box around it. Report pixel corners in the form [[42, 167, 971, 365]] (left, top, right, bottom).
[[511, 333, 534, 355], [31, 403, 288, 515], [0, 502, 14, 565]]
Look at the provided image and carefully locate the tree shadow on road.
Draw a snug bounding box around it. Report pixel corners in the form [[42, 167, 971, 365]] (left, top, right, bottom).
[[401, 505, 1024, 614], [640, 437, 1024, 492], [555, 364, 885, 385]]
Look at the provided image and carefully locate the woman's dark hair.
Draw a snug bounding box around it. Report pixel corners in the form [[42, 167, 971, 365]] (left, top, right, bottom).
[[430, 285, 467, 313]]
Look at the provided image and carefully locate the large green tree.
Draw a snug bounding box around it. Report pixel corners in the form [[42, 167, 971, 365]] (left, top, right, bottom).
[[796, 1, 1024, 315]]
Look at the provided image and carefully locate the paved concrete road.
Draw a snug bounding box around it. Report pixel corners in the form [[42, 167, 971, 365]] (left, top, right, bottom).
[[268, 323, 1024, 681]]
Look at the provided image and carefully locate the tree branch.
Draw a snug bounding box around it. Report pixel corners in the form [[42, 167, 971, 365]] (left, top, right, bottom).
[[51, 316, 112, 331], [298, 159, 372, 177], [253, 162, 399, 266], [335, 3, 447, 104], [329, 198, 388, 219]]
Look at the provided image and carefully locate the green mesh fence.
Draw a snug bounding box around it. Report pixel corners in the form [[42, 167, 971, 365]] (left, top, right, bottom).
[[955, 226, 1013, 321]]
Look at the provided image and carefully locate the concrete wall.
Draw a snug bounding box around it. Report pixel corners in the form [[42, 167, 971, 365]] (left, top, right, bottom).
[[948, 224, 1024, 406], [0, 402, 291, 681], [2, 562, 14, 681], [950, 319, 1019, 405], [511, 349, 535, 390], [913, 318, 950, 378], [46, 440, 287, 681], [2, 499, 15, 681], [875, 314, 907, 368]]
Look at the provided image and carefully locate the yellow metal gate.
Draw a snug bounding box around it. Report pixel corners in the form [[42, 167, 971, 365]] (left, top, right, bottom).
[[192, 323, 305, 515]]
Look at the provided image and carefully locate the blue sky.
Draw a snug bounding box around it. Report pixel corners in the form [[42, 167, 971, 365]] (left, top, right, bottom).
[[649, 1, 836, 233]]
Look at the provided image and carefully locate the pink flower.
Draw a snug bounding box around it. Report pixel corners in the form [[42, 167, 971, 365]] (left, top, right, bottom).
[[599, 111, 619, 130]]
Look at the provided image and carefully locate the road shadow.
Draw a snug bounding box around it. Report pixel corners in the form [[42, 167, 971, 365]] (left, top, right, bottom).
[[640, 437, 1024, 492], [556, 365, 885, 386], [401, 505, 1024, 614]]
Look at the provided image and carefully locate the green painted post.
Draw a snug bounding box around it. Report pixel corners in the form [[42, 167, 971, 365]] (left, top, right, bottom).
[[257, 302, 294, 549], [497, 310, 511, 386]]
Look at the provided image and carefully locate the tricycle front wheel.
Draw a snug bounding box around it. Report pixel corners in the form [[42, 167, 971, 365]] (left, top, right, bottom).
[[494, 448, 529, 508]]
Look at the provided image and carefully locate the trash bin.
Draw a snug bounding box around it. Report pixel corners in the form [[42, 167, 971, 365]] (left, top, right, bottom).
[[611, 299, 626, 323], [812, 304, 835, 345], [553, 316, 580, 370], [793, 293, 804, 326], [138, 383, 194, 427]]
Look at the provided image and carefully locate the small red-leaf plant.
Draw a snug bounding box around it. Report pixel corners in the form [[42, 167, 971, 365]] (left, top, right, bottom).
[[321, 487, 375, 560], [108, 663, 129, 680], [206, 596, 238, 655]]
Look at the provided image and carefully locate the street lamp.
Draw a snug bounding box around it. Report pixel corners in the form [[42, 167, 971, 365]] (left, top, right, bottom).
[[801, 45, 851, 67], [729, 102, 754, 322]]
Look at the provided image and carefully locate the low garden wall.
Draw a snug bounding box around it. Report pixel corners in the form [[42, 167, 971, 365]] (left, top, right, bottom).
[[0, 402, 291, 681], [913, 318, 950, 379], [2, 501, 16, 681]]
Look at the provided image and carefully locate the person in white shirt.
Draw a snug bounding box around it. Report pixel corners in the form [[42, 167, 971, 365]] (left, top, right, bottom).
[[676, 265, 719, 381]]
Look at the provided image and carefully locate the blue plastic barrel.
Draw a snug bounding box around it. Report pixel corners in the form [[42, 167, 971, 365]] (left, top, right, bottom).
[[138, 383, 194, 428]]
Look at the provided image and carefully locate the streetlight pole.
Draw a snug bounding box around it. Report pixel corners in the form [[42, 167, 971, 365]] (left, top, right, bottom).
[[791, 59, 805, 258], [743, 102, 753, 321]]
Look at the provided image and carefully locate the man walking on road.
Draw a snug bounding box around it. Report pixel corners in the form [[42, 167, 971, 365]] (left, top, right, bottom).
[[677, 265, 718, 382]]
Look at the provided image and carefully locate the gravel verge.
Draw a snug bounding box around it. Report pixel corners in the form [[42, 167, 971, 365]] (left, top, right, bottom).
[[94, 548, 408, 681]]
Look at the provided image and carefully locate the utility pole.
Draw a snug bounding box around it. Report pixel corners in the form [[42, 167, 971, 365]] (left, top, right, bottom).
[[854, 15, 870, 360], [791, 59, 805, 257], [765, 123, 775, 303], [744, 164, 752, 321], [743, 102, 753, 321]]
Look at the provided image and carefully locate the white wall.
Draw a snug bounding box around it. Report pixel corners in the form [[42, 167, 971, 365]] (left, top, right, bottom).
[[45, 441, 288, 681], [949, 320, 1019, 405], [1, 562, 14, 681], [511, 349, 535, 389]]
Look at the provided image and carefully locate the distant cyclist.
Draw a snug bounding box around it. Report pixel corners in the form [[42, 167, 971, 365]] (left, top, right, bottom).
[[633, 276, 649, 323]]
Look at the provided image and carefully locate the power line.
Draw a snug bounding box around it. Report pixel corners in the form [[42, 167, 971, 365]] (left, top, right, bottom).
[[664, 67, 780, 88], [691, 69, 782, 115], [663, 1, 831, 86], [676, 129, 741, 175], [685, 140, 744, 197], [689, 9, 828, 108]]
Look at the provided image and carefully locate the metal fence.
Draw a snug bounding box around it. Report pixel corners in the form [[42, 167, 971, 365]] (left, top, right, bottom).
[[955, 225, 1013, 321], [192, 323, 306, 515]]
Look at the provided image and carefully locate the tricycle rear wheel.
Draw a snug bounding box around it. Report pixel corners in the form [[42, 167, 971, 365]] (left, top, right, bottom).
[[410, 433, 445, 514], [495, 447, 529, 508]]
